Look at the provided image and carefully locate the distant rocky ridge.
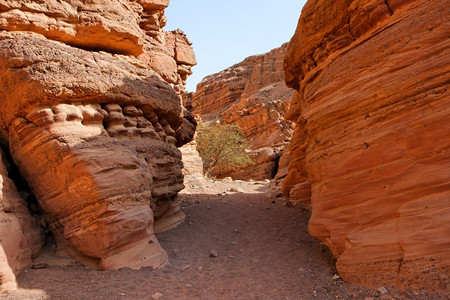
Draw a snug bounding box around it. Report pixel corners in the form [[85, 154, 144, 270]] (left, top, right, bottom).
[[190, 44, 294, 180], [283, 0, 449, 292], [0, 0, 196, 291]]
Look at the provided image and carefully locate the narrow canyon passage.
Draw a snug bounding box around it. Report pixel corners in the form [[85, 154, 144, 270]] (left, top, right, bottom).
[[0, 0, 448, 297]]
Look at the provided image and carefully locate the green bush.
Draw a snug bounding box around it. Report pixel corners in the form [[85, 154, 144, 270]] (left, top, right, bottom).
[[196, 123, 254, 175]]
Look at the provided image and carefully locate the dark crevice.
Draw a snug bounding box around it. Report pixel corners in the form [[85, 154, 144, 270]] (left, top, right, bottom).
[[347, 16, 357, 42], [310, 54, 318, 68], [64, 42, 135, 56], [271, 153, 282, 179], [384, 0, 394, 16], [0, 145, 42, 218]]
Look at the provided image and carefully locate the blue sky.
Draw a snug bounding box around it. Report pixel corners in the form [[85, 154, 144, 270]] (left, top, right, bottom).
[[165, 0, 307, 92]]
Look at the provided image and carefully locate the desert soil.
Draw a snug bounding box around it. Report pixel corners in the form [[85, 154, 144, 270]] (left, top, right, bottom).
[[2, 178, 448, 300]]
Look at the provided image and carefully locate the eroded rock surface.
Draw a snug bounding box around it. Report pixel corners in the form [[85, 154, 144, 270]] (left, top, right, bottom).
[[0, 0, 196, 96], [283, 0, 450, 291], [192, 45, 294, 180], [0, 150, 44, 291], [0, 0, 196, 282]]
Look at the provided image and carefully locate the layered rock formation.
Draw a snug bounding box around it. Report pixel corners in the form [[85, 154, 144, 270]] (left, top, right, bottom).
[[192, 45, 294, 180], [0, 0, 196, 96], [283, 0, 450, 292], [0, 0, 196, 288]]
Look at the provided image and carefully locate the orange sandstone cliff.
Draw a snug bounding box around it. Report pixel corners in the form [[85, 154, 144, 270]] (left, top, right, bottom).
[[0, 0, 196, 290], [283, 0, 450, 292], [191, 45, 294, 180]]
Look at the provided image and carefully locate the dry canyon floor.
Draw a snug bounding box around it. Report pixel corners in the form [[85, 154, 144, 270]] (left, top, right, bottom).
[[3, 178, 447, 300]]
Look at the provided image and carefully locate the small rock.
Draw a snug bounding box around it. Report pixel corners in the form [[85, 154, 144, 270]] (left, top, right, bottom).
[[332, 274, 340, 280], [119, 293, 126, 296], [378, 287, 388, 295], [228, 187, 244, 193], [222, 177, 233, 183], [209, 250, 218, 258], [185, 284, 193, 288], [234, 229, 240, 233], [152, 292, 163, 299], [404, 290, 413, 298], [31, 262, 49, 269], [181, 265, 190, 272], [231, 241, 236, 245]]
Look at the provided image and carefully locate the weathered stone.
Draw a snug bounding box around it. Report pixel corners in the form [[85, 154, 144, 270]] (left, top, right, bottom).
[[140, 30, 196, 96], [0, 0, 145, 56], [138, 0, 169, 11], [283, 0, 450, 292], [0, 0, 196, 99], [31, 262, 49, 270]]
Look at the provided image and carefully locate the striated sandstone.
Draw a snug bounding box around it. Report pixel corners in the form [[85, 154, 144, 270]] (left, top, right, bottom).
[[192, 45, 294, 180], [1, 31, 189, 270], [0, 0, 145, 55], [0, 150, 44, 291], [0, 0, 196, 97], [0, 0, 196, 276], [283, 0, 450, 291]]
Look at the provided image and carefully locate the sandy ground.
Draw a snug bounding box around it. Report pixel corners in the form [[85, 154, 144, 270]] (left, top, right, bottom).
[[2, 178, 448, 300]]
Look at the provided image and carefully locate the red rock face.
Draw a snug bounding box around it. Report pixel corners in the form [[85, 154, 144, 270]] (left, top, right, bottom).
[[192, 45, 294, 180], [283, 0, 450, 292], [0, 0, 196, 285]]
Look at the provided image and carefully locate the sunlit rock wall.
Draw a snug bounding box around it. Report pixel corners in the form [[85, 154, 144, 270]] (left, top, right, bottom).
[[0, 0, 196, 288], [283, 0, 450, 292]]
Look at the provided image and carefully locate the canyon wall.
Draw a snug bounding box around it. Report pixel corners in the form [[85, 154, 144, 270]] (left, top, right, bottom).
[[191, 45, 294, 180], [283, 0, 449, 292], [0, 0, 196, 289]]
